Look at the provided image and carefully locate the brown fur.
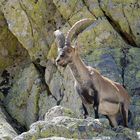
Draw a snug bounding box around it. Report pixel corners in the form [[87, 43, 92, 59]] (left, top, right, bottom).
[[54, 19, 131, 127]]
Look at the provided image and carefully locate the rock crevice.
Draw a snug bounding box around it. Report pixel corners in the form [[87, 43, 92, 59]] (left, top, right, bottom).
[[97, 0, 138, 47]]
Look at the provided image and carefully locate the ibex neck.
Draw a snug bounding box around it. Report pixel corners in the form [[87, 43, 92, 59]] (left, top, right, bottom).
[[68, 55, 89, 83]]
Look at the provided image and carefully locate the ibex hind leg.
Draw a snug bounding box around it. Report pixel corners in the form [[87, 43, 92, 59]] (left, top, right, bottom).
[[120, 103, 128, 127], [128, 110, 133, 127], [105, 115, 113, 127], [107, 115, 118, 128]]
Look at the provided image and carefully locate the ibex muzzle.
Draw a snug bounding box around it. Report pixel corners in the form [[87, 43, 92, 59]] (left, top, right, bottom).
[[54, 18, 131, 127]]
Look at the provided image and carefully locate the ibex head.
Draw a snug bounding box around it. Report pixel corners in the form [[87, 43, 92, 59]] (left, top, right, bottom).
[[54, 30, 74, 67], [54, 18, 94, 67]]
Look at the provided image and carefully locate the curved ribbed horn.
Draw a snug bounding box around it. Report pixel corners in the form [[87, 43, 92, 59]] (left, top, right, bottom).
[[54, 30, 65, 48], [65, 18, 95, 47]]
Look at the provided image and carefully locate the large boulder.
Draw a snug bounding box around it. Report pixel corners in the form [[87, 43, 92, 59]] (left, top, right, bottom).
[[45, 61, 84, 117], [4, 63, 49, 128], [0, 11, 28, 70], [130, 95, 140, 131], [0, 105, 17, 139], [99, 0, 140, 47], [0, 0, 65, 65], [14, 106, 138, 140]]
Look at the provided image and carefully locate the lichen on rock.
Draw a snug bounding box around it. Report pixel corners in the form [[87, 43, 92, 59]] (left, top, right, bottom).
[[0, 0, 140, 139], [14, 106, 139, 140], [0, 105, 17, 139], [4, 63, 47, 128]]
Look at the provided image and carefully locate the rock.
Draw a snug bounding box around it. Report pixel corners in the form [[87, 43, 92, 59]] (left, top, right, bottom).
[[14, 106, 138, 140], [137, 132, 140, 140], [0, 105, 17, 139], [112, 126, 139, 140], [0, 9, 29, 106], [84, 0, 104, 17], [0, 11, 28, 70], [133, 116, 140, 131], [130, 95, 140, 131], [53, 0, 84, 20], [124, 48, 140, 93], [99, 0, 140, 47], [45, 106, 77, 121], [68, 6, 94, 25], [45, 61, 83, 117], [4, 63, 48, 128], [38, 137, 72, 140], [39, 116, 104, 139], [38, 93, 57, 120], [0, 0, 65, 65]]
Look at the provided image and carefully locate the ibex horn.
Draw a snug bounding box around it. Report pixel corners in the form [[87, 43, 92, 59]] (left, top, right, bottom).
[[65, 18, 95, 47]]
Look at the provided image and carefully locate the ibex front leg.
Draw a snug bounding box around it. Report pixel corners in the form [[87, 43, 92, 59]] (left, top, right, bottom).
[[82, 103, 89, 119], [82, 102, 99, 119], [88, 88, 99, 119], [94, 106, 99, 119]]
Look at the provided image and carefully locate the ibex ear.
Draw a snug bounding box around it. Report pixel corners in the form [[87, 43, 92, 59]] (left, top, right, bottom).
[[54, 30, 65, 49]]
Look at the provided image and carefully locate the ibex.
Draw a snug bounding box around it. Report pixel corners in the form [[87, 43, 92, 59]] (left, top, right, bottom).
[[54, 18, 131, 127]]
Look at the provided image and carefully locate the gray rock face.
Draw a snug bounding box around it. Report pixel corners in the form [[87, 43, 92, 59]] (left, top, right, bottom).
[[14, 106, 138, 140], [45, 62, 84, 117], [0, 105, 17, 140], [130, 95, 140, 131], [99, 0, 140, 47], [45, 106, 77, 121], [38, 137, 73, 140], [0, 0, 65, 65], [4, 63, 47, 128], [0, 0, 139, 139]]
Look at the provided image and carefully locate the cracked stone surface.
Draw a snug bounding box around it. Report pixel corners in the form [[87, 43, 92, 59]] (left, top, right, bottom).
[[4, 63, 44, 128], [13, 106, 139, 140], [0, 0, 65, 65], [45, 62, 83, 117], [0, 0, 140, 139], [0, 105, 18, 140], [98, 0, 140, 47]]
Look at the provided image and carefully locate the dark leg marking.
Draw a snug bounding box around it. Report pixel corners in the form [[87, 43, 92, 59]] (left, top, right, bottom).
[[91, 87, 99, 119], [105, 115, 114, 127], [94, 106, 99, 119], [82, 103, 88, 119], [120, 102, 128, 127], [128, 109, 133, 126]]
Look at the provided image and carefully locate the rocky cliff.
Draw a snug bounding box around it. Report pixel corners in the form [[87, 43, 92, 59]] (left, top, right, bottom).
[[0, 0, 140, 139]]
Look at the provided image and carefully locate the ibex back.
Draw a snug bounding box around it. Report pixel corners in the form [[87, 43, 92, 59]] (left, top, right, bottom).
[[54, 18, 131, 127]]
